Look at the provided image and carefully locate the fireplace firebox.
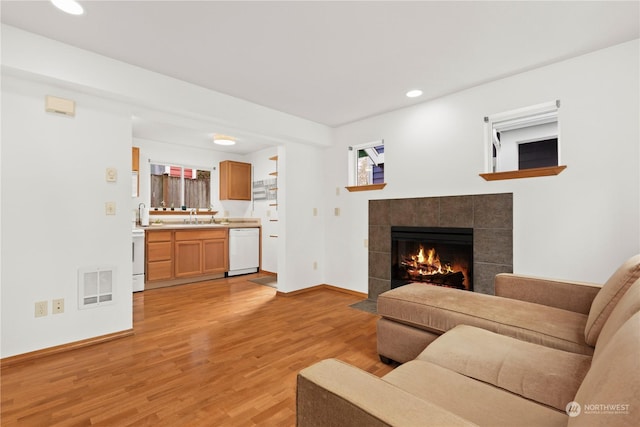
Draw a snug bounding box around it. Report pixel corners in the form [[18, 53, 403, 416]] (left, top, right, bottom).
[[391, 226, 473, 291]]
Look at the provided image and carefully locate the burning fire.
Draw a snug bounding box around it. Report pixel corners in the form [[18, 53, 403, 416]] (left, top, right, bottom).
[[398, 245, 470, 290], [411, 247, 454, 275]]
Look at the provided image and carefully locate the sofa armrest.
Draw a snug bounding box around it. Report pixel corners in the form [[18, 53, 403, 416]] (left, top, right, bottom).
[[297, 359, 476, 427], [494, 273, 601, 314]]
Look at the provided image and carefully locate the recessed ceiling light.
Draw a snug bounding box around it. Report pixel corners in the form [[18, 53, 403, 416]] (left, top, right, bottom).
[[406, 89, 423, 98], [51, 0, 84, 15]]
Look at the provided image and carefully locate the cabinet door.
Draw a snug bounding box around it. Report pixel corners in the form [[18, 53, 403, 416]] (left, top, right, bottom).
[[203, 239, 228, 274], [175, 240, 203, 277], [220, 161, 251, 200], [132, 147, 140, 171]]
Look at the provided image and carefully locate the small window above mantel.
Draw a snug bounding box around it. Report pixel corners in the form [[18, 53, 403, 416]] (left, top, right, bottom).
[[481, 100, 566, 181], [346, 140, 386, 192]]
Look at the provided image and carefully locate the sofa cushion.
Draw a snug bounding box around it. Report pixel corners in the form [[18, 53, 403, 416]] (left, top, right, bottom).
[[570, 312, 640, 427], [584, 254, 640, 346], [593, 277, 640, 360], [417, 324, 592, 411], [382, 360, 568, 427], [378, 283, 592, 355], [377, 317, 440, 363]]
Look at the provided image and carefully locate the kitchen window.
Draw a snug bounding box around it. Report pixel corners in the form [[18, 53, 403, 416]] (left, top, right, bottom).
[[150, 163, 211, 209]]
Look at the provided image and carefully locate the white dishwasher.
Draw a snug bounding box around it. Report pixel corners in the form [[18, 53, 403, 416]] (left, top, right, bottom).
[[228, 228, 260, 276]]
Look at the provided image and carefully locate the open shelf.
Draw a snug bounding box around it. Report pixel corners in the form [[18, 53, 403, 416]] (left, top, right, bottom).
[[479, 165, 567, 181]]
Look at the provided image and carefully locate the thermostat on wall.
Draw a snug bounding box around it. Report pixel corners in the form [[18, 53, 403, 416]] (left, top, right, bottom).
[[106, 167, 117, 182]]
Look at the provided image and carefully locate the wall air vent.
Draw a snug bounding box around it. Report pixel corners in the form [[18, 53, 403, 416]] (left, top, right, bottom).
[[78, 266, 115, 309]]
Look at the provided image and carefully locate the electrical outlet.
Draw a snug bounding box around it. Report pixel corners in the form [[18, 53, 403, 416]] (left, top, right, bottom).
[[35, 301, 48, 317], [52, 298, 64, 314], [313, 261, 318, 270], [364, 239, 369, 248], [334, 207, 340, 216], [336, 187, 340, 196], [313, 207, 318, 216], [105, 201, 116, 215]]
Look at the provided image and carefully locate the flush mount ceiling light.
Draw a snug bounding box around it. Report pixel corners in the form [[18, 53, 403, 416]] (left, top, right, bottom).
[[51, 0, 84, 15], [406, 89, 423, 98], [213, 134, 236, 146]]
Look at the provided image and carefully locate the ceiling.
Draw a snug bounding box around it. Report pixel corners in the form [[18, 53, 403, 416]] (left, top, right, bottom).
[[2, 0, 638, 151]]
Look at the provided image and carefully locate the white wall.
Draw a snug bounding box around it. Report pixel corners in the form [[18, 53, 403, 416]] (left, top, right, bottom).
[[278, 143, 326, 292], [1, 76, 133, 358], [324, 39, 640, 293]]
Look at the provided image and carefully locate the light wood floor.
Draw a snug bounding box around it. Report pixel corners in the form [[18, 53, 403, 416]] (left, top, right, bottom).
[[1, 275, 393, 426]]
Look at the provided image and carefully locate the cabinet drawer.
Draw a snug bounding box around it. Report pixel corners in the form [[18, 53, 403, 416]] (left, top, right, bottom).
[[175, 229, 227, 241], [147, 261, 173, 282], [148, 241, 172, 261], [147, 230, 172, 242]]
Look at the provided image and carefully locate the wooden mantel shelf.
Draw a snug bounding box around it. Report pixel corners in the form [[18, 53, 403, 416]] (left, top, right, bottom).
[[479, 165, 567, 181], [345, 183, 387, 192]]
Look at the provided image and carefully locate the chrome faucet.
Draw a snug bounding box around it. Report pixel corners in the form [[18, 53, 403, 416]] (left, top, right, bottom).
[[189, 208, 198, 224]]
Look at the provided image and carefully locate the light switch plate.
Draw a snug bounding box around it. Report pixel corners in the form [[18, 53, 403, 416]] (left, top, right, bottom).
[[35, 301, 48, 317], [105, 202, 116, 215], [106, 167, 117, 182]]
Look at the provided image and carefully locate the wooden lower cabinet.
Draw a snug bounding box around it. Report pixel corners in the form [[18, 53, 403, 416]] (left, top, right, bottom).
[[147, 260, 173, 282], [146, 228, 229, 285], [146, 232, 173, 282], [174, 240, 203, 277], [203, 239, 228, 274]]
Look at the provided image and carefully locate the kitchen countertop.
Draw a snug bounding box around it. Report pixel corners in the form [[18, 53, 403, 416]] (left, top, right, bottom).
[[138, 221, 260, 230]]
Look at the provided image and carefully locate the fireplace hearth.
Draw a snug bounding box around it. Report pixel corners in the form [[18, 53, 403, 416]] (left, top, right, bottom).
[[391, 227, 473, 291]]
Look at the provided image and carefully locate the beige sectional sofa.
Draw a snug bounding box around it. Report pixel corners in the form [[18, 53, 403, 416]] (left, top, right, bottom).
[[377, 255, 639, 363], [297, 255, 640, 426]]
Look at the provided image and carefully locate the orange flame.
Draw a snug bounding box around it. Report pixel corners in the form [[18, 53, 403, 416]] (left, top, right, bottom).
[[410, 246, 453, 275]]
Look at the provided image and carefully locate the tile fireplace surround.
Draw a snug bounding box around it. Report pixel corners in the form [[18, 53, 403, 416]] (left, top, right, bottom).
[[369, 193, 513, 298]]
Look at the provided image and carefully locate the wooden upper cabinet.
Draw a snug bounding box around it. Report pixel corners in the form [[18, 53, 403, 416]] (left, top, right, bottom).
[[132, 147, 140, 171], [220, 160, 251, 200]]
